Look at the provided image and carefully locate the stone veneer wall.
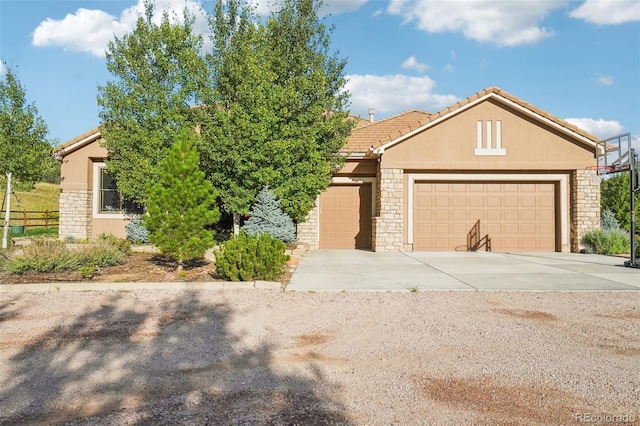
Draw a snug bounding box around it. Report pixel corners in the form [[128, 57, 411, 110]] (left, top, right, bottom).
[[59, 189, 92, 240], [572, 169, 600, 251], [373, 168, 405, 252], [296, 198, 319, 250]]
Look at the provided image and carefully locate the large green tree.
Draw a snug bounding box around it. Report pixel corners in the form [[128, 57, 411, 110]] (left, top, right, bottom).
[[97, 1, 207, 205], [0, 63, 52, 248], [198, 0, 354, 224]]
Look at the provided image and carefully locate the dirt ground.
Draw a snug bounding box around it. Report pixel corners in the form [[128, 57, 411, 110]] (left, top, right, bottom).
[[0, 251, 293, 285], [0, 289, 638, 425], [0, 252, 219, 284]]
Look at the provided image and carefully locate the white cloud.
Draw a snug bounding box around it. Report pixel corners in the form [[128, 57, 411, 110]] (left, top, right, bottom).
[[372, 8, 383, 17], [442, 64, 455, 72], [387, 0, 566, 46], [565, 117, 624, 139], [450, 50, 456, 60], [0, 61, 5, 77], [32, 0, 209, 58], [401, 56, 429, 72], [569, 0, 640, 25], [595, 74, 614, 85], [345, 74, 458, 117]]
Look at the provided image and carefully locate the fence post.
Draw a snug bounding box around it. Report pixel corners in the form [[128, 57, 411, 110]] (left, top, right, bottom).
[[45, 210, 49, 229], [23, 210, 27, 232]]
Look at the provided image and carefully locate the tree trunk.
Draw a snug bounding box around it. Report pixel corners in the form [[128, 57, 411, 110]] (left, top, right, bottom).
[[233, 212, 240, 236], [2, 172, 12, 249]]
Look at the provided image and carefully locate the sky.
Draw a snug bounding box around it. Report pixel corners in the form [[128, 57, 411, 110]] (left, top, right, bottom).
[[0, 0, 639, 153]]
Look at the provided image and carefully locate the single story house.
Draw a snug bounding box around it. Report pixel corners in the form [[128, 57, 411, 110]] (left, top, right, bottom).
[[55, 86, 601, 252]]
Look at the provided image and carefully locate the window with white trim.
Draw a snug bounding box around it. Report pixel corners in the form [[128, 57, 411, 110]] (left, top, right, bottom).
[[93, 162, 143, 217]]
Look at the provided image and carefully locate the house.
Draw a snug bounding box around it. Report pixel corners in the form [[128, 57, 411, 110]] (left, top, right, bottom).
[[55, 86, 600, 251]]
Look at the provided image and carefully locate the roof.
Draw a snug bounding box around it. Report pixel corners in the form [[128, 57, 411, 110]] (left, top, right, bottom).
[[342, 86, 600, 154], [53, 127, 101, 158], [342, 110, 433, 153]]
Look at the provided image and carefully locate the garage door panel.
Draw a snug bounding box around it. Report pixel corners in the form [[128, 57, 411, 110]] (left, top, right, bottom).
[[320, 184, 372, 249], [414, 181, 556, 252]]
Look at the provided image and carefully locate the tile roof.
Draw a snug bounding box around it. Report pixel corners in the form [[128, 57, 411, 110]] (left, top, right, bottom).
[[342, 110, 433, 153], [342, 86, 599, 153]]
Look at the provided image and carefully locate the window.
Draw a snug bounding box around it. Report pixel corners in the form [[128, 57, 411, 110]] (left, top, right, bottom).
[[93, 162, 143, 217]]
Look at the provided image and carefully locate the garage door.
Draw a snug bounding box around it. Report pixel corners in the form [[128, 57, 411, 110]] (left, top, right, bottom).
[[414, 182, 556, 251], [320, 184, 372, 249]]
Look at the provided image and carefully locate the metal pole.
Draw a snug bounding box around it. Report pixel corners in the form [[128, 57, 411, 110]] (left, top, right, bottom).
[[626, 149, 637, 268]]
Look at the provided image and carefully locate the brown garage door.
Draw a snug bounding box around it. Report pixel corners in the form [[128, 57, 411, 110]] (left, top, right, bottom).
[[320, 184, 372, 249], [414, 182, 556, 251]]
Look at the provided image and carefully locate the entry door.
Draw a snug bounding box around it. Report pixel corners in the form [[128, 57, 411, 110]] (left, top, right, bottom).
[[320, 184, 372, 249]]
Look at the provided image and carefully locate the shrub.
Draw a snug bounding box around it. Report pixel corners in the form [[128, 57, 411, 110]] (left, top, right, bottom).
[[5, 237, 128, 274], [125, 217, 150, 244], [242, 188, 297, 246], [601, 207, 622, 231], [581, 229, 630, 255], [214, 231, 289, 282]]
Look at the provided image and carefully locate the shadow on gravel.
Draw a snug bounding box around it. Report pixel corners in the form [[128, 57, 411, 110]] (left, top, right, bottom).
[[0, 292, 349, 425]]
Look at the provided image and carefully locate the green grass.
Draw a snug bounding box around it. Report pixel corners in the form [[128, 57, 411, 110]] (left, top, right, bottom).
[[1, 182, 60, 227], [1, 182, 59, 213], [11, 227, 59, 238]]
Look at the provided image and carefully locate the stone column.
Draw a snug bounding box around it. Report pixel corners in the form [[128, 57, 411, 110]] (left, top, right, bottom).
[[572, 169, 600, 251], [296, 198, 319, 250], [373, 168, 405, 252], [58, 189, 92, 240]]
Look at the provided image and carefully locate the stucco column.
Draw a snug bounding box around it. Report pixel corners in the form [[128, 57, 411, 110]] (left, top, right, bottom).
[[58, 189, 93, 240], [373, 168, 405, 252], [572, 169, 600, 252]]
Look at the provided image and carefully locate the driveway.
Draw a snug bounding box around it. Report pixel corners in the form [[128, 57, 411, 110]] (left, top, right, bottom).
[[287, 250, 640, 291]]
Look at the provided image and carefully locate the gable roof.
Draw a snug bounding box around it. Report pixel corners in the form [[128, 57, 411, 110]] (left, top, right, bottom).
[[53, 127, 101, 158], [342, 86, 600, 155]]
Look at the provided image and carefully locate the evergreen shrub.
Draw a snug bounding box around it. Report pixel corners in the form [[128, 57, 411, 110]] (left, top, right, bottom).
[[143, 130, 220, 263], [125, 217, 150, 244], [242, 189, 297, 246], [214, 231, 289, 282]]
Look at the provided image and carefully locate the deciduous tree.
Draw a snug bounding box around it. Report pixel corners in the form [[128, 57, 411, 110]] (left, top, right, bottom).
[[97, 1, 207, 205], [0, 63, 52, 248], [198, 0, 354, 227]]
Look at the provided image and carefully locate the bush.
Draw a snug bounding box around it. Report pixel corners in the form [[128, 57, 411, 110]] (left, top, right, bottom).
[[125, 217, 150, 244], [242, 189, 297, 246], [581, 229, 630, 255], [601, 207, 622, 231], [214, 231, 289, 282], [5, 237, 129, 274]]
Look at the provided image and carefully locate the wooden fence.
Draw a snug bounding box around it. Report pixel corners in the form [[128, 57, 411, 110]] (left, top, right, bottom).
[[0, 210, 60, 232]]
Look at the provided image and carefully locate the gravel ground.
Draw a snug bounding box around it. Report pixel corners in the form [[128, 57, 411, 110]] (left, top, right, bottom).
[[0, 289, 638, 425]]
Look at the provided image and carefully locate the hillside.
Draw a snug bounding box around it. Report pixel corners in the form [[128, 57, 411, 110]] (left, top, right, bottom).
[[0, 182, 59, 213]]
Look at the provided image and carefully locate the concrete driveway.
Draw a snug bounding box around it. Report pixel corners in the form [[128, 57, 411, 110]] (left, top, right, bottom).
[[287, 250, 640, 291]]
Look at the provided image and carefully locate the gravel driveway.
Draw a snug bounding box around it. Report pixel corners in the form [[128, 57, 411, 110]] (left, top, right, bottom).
[[1, 289, 638, 425]]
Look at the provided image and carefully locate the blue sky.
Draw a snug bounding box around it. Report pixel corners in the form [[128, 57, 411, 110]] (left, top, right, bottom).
[[1, 0, 639, 150]]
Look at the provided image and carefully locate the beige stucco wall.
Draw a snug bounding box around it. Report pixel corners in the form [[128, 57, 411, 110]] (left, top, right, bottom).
[[59, 136, 131, 240], [381, 100, 595, 171], [59, 139, 109, 191]]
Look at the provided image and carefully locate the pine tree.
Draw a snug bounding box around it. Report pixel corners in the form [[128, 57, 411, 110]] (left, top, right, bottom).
[[143, 130, 220, 265], [242, 188, 297, 245]]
